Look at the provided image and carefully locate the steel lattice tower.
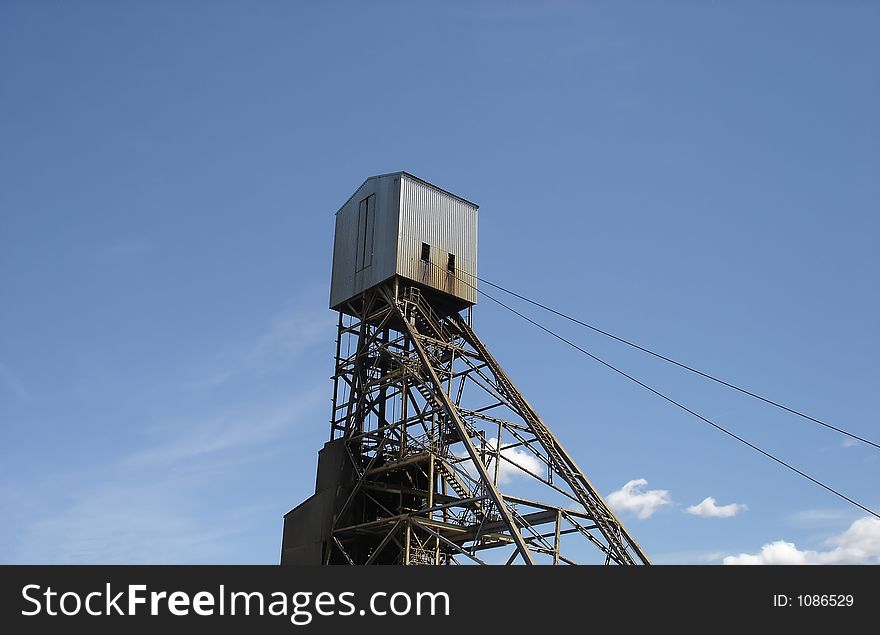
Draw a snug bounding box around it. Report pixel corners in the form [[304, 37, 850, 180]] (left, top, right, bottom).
[[281, 172, 649, 565]]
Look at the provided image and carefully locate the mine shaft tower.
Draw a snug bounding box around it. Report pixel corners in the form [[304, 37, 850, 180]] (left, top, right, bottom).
[[281, 172, 649, 565]]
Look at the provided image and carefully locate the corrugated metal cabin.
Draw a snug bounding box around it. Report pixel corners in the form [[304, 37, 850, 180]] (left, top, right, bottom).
[[329, 172, 478, 315]]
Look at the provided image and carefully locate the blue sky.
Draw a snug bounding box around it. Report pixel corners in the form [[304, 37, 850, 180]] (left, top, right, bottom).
[[1, 1, 878, 564]]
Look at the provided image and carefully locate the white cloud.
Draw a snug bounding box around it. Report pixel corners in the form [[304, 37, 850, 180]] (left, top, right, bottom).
[[649, 550, 728, 565], [723, 516, 880, 565], [455, 439, 544, 486], [489, 441, 544, 485], [840, 437, 862, 449], [685, 496, 747, 518], [607, 478, 671, 519]]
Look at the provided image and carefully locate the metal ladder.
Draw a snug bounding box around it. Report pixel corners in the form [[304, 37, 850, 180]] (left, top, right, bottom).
[[401, 287, 454, 342], [435, 459, 485, 520]]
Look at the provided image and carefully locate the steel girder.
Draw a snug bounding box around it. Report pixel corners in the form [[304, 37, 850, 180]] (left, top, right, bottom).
[[322, 281, 650, 565]]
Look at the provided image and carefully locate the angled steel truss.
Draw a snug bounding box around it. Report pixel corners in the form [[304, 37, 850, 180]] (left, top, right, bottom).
[[325, 281, 650, 565]]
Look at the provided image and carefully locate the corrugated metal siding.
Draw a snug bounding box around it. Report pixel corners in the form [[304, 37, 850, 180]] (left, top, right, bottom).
[[330, 172, 477, 308], [329, 200, 357, 308], [397, 174, 478, 305], [329, 174, 400, 308]]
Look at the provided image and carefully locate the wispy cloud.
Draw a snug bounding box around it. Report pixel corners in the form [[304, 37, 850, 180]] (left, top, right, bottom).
[[650, 550, 729, 565], [787, 508, 857, 528], [685, 496, 747, 518], [250, 306, 330, 360], [0, 363, 29, 402], [723, 516, 880, 565], [447, 1, 580, 22], [123, 387, 325, 467], [100, 239, 152, 259], [607, 478, 671, 519], [187, 287, 333, 391], [12, 482, 238, 564], [5, 290, 332, 564], [840, 437, 863, 449], [6, 386, 326, 564]]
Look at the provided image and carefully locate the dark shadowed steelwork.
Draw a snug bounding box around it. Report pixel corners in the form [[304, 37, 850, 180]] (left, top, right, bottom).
[[281, 173, 649, 565]]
